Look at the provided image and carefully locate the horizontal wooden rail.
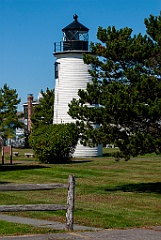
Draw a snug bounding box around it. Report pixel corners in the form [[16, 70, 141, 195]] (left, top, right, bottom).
[[0, 184, 68, 191], [0, 204, 67, 212], [0, 175, 76, 230]]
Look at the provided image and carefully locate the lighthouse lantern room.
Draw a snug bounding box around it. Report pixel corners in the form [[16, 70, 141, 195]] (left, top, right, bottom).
[[62, 14, 89, 51], [53, 15, 102, 157]]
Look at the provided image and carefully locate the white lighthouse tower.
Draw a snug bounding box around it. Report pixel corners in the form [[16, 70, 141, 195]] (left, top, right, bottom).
[[53, 14, 102, 157]]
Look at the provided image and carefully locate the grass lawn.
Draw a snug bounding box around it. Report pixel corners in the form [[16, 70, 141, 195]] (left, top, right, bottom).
[[0, 147, 161, 235], [0, 220, 59, 236]]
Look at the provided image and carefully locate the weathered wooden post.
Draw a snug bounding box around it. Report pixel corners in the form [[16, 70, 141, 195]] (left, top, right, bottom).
[[66, 175, 75, 231], [2, 147, 4, 165], [10, 145, 12, 165]]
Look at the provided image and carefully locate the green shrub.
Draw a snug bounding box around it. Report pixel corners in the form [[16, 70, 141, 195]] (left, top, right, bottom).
[[29, 123, 79, 163]]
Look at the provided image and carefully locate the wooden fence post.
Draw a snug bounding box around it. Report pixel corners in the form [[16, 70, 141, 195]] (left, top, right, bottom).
[[66, 175, 75, 231], [10, 145, 12, 165], [2, 147, 4, 165]]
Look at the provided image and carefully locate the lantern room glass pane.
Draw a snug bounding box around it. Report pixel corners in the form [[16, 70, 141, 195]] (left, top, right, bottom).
[[63, 31, 88, 41]]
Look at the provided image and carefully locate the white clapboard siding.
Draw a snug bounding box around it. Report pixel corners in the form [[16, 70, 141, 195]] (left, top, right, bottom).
[[54, 52, 102, 157]]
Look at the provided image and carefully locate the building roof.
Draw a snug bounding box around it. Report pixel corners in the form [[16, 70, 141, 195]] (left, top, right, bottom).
[[62, 14, 89, 32]]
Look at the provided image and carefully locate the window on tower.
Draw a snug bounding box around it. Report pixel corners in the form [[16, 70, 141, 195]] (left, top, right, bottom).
[[55, 62, 59, 79]]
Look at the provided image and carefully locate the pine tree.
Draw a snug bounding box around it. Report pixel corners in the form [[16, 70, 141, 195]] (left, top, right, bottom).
[[0, 84, 22, 140], [68, 13, 161, 160], [30, 88, 54, 129]]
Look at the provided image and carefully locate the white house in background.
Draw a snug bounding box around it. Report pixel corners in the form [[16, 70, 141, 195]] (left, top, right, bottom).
[[53, 14, 102, 157]]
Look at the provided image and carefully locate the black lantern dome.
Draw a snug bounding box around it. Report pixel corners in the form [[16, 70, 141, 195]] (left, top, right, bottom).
[[62, 14, 89, 51]]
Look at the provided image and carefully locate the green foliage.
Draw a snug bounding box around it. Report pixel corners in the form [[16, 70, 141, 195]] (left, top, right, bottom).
[[0, 84, 23, 139], [68, 13, 161, 160], [29, 123, 79, 163], [144, 13, 161, 76], [31, 88, 54, 129]]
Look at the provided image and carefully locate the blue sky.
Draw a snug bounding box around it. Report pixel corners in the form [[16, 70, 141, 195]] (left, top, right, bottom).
[[0, 0, 160, 111]]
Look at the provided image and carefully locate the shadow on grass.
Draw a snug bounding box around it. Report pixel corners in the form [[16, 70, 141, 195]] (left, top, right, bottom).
[[105, 182, 161, 194], [102, 153, 113, 157], [0, 182, 12, 184], [0, 164, 49, 171], [69, 160, 93, 164], [49, 159, 93, 164]]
